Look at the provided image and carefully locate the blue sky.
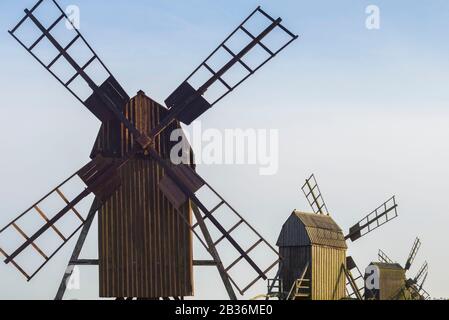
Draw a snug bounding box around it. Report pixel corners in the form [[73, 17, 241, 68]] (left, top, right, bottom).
[[0, 0, 449, 300]]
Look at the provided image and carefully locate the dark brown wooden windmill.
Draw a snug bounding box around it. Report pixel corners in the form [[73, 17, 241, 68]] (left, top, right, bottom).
[[364, 237, 430, 300], [269, 174, 399, 300], [0, 0, 297, 300]]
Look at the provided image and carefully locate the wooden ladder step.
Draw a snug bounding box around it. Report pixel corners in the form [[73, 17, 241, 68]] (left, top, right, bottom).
[[293, 293, 310, 300]]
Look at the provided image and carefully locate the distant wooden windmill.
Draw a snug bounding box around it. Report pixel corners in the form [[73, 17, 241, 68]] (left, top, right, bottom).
[[0, 0, 298, 300], [269, 174, 399, 300], [364, 237, 430, 300]]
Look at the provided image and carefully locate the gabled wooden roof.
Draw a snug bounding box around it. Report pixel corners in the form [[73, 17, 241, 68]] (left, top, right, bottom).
[[370, 262, 404, 271], [277, 211, 347, 249], [90, 90, 194, 164]]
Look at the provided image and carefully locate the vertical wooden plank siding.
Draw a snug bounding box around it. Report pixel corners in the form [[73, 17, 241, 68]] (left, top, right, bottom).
[[94, 92, 194, 298], [378, 265, 406, 300], [279, 247, 311, 295], [277, 212, 348, 300], [311, 246, 346, 300]]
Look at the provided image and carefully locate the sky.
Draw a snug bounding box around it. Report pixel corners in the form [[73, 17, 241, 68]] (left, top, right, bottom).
[[0, 0, 449, 300]]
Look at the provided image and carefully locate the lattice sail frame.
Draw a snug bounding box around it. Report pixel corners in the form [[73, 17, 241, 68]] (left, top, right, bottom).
[[194, 184, 280, 295], [414, 261, 428, 283], [8, 0, 137, 138], [417, 270, 429, 299], [346, 196, 398, 242], [301, 174, 329, 215], [378, 249, 395, 264], [10, 0, 122, 105], [165, 6, 298, 125], [405, 237, 421, 270], [345, 256, 364, 300], [0, 173, 88, 280], [160, 165, 281, 295], [0, 155, 121, 280]]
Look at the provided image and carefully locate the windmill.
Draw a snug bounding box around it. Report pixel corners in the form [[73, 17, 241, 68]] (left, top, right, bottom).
[[0, 0, 298, 300], [365, 237, 430, 300], [270, 174, 398, 300]]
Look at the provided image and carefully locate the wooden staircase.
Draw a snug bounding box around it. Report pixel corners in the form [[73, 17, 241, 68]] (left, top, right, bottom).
[[287, 263, 311, 300]]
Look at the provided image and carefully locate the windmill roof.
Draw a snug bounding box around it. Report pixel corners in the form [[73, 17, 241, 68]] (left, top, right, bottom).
[[90, 91, 195, 163], [277, 211, 347, 249], [370, 262, 404, 270]]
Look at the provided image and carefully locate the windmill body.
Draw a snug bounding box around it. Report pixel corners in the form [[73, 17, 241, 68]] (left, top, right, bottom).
[[365, 238, 430, 300], [270, 174, 398, 300], [92, 91, 195, 298], [276, 211, 347, 300], [364, 262, 406, 300], [0, 0, 297, 300]]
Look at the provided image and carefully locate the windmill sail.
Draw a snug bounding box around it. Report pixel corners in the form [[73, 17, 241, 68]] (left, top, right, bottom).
[[405, 237, 421, 270], [165, 6, 298, 125], [418, 271, 428, 293], [0, 157, 120, 280], [157, 154, 280, 287], [346, 196, 398, 242], [301, 174, 329, 215], [161, 165, 281, 295], [344, 256, 364, 300], [378, 249, 394, 264], [413, 261, 428, 284], [9, 0, 133, 126]]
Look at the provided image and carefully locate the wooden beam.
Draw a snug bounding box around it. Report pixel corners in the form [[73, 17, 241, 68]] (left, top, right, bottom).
[[34, 205, 67, 241], [191, 204, 237, 300], [225, 239, 263, 272], [69, 259, 99, 266], [12, 223, 48, 260], [55, 199, 99, 300], [193, 260, 217, 266], [214, 220, 244, 246], [56, 188, 85, 222]]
